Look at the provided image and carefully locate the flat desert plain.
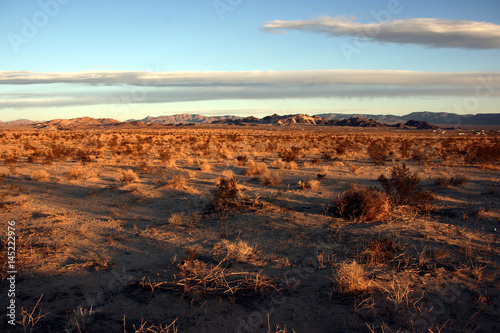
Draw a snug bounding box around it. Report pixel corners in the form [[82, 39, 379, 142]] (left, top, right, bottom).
[[1, 126, 499, 332]]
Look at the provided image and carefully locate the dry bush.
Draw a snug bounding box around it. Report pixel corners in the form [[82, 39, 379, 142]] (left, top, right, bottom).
[[214, 239, 257, 262], [236, 155, 248, 166], [209, 175, 241, 212], [168, 213, 184, 227], [434, 175, 469, 187], [399, 139, 413, 159], [334, 185, 390, 222], [31, 170, 49, 182], [198, 160, 211, 172], [321, 150, 336, 161], [279, 146, 301, 162], [260, 171, 282, 187], [378, 163, 435, 210], [167, 175, 187, 190], [245, 161, 269, 176], [464, 140, 500, 167], [118, 169, 139, 184], [274, 159, 297, 170], [367, 140, 389, 165], [69, 167, 90, 180], [360, 238, 396, 265], [298, 179, 321, 191], [334, 260, 370, 294]]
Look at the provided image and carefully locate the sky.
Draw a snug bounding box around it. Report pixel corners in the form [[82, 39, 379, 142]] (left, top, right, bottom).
[[0, 0, 499, 122]]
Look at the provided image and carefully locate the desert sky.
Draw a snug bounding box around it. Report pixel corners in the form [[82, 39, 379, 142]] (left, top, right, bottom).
[[1, 0, 499, 121]]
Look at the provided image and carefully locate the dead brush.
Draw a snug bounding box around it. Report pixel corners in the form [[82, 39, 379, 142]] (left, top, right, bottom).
[[214, 239, 258, 263], [334, 185, 390, 222], [260, 171, 282, 187], [245, 161, 269, 177], [360, 238, 397, 265], [134, 252, 278, 300], [367, 140, 389, 165], [378, 163, 435, 211], [333, 260, 371, 294], [208, 174, 262, 213]]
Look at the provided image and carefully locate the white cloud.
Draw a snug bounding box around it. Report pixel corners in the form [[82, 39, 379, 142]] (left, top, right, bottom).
[[262, 16, 500, 49], [0, 70, 498, 109]]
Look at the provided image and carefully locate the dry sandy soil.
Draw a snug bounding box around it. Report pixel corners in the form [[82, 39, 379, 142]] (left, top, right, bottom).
[[0, 125, 499, 332]]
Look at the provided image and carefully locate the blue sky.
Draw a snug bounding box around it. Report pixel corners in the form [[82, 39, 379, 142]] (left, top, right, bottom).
[[0, 0, 499, 121]]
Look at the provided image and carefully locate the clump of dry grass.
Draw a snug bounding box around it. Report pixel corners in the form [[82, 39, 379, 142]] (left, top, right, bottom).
[[168, 213, 184, 227], [69, 167, 90, 180], [334, 185, 390, 222], [31, 170, 49, 182], [167, 175, 187, 190], [118, 169, 139, 184], [260, 171, 282, 187], [198, 160, 211, 172], [333, 260, 371, 294], [214, 239, 257, 262], [297, 179, 321, 190], [245, 161, 269, 176]]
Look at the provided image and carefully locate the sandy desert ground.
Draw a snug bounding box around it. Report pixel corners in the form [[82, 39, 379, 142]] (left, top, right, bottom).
[[1, 125, 499, 332]]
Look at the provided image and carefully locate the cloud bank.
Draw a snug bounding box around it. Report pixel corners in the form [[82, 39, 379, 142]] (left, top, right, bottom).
[[262, 16, 500, 49], [0, 70, 498, 109]]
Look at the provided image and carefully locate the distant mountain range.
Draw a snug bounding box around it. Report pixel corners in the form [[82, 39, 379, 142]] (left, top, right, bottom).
[[0, 112, 498, 130], [316, 112, 500, 126]]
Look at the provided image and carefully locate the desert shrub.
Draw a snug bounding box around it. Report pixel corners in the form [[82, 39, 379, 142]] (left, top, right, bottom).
[[260, 171, 282, 186], [298, 179, 321, 190], [244, 162, 268, 176], [335, 140, 350, 155], [168, 213, 184, 227], [464, 141, 500, 166], [69, 167, 89, 180], [361, 238, 396, 265], [31, 170, 49, 182], [236, 155, 248, 166], [158, 149, 172, 163], [334, 260, 370, 294], [311, 158, 321, 166], [118, 169, 139, 184], [210, 175, 241, 212], [321, 150, 336, 161], [3, 153, 18, 167], [378, 163, 435, 210], [74, 148, 93, 165], [279, 146, 301, 162], [367, 140, 389, 165], [434, 175, 469, 187], [399, 139, 413, 159], [334, 185, 390, 222], [198, 160, 211, 172], [167, 175, 187, 190], [411, 149, 431, 165], [214, 239, 257, 262]]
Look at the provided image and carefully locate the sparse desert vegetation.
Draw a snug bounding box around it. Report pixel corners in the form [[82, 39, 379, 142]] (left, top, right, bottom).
[[0, 125, 499, 332]]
